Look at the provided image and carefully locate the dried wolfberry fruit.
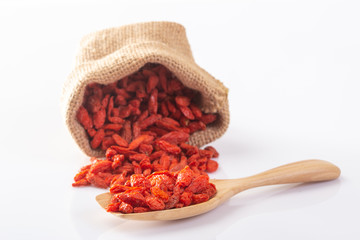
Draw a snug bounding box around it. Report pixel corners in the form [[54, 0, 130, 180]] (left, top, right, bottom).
[[87, 128, 97, 137], [159, 153, 171, 170], [109, 184, 130, 194], [168, 79, 183, 93], [159, 67, 168, 92], [147, 75, 159, 94], [160, 102, 169, 117], [164, 193, 179, 209], [171, 108, 182, 120], [139, 159, 152, 170], [105, 147, 117, 160], [130, 174, 151, 188], [188, 121, 206, 133], [149, 150, 164, 161], [128, 135, 154, 150], [138, 143, 153, 155], [101, 137, 116, 150], [200, 114, 217, 124], [112, 133, 129, 147], [104, 130, 116, 136], [93, 107, 106, 129], [86, 173, 109, 188], [103, 123, 123, 131], [189, 103, 202, 119], [148, 89, 158, 114], [151, 186, 169, 202], [115, 95, 127, 106], [76, 106, 93, 130], [101, 94, 110, 108], [132, 161, 142, 174], [72, 178, 90, 187], [146, 196, 165, 211], [157, 140, 181, 155], [89, 160, 112, 174], [106, 202, 121, 212], [110, 172, 128, 186], [112, 154, 124, 169], [139, 114, 162, 129], [90, 129, 105, 149], [74, 170, 88, 182], [129, 153, 149, 162], [159, 131, 189, 145], [120, 120, 132, 143], [86, 95, 102, 114], [166, 100, 177, 114], [133, 207, 150, 213], [119, 202, 134, 213], [192, 193, 209, 204], [169, 156, 187, 172], [203, 183, 217, 198], [110, 146, 138, 156], [180, 191, 192, 206], [147, 172, 175, 191], [199, 149, 214, 158], [147, 126, 169, 137], [175, 96, 191, 107], [206, 159, 218, 173], [108, 116, 125, 124], [176, 166, 194, 188], [142, 168, 152, 177], [185, 175, 209, 194], [204, 146, 219, 158], [117, 191, 147, 207]]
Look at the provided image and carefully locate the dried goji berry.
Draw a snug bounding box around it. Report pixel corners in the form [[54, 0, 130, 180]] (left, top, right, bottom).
[[159, 131, 189, 145], [189, 103, 202, 119], [185, 175, 209, 194], [90, 129, 105, 149], [103, 123, 123, 131], [138, 143, 153, 155], [206, 159, 218, 173], [150, 186, 169, 202], [76, 106, 93, 130], [101, 137, 116, 150], [146, 196, 165, 211], [200, 114, 217, 124], [72, 178, 90, 187], [157, 140, 181, 155], [112, 134, 129, 148], [133, 207, 149, 213], [128, 135, 154, 150], [147, 75, 159, 94], [175, 96, 191, 107], [119, 202, 134, 213], [180, 191, 192, 206], [192, 193, 209, 204]]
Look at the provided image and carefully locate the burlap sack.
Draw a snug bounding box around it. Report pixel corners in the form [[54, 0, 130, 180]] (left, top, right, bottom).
[[61, 21, 229, 157]]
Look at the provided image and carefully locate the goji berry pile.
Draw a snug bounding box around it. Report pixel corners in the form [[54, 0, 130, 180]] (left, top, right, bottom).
[[76, 63, 217, 151], [107, 166, 216, 213], [73, 63, 220, 212]]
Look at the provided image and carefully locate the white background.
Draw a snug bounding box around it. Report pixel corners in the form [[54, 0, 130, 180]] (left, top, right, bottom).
[[0, 0, 359, 239]]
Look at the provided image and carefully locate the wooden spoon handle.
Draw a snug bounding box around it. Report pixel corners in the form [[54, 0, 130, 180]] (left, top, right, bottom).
[[238, 159, 340, 191]]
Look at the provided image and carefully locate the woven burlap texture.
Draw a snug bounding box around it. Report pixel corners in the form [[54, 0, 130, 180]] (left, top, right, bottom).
[[61, 21, 229, 157]]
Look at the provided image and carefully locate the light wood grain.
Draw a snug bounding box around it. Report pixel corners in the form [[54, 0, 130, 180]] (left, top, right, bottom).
[[96, 159, 340, 221]]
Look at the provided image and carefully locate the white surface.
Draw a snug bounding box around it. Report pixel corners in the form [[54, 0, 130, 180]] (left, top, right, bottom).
[[0, 0, 359, 239]]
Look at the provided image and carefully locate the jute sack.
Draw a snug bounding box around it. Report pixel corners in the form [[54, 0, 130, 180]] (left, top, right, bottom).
[[61, 21, 230, 157]]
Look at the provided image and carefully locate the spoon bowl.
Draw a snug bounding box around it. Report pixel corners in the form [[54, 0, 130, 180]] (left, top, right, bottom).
[[96, 159, 340, 221]]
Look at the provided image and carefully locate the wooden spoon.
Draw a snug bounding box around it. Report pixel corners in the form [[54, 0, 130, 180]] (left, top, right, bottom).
[[96, 159, 340, 221]]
